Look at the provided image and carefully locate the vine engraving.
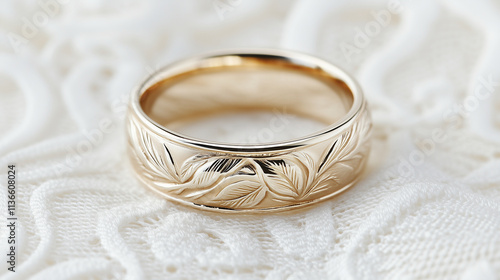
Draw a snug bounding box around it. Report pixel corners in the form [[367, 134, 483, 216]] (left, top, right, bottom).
[[128, 111, 371, 210]]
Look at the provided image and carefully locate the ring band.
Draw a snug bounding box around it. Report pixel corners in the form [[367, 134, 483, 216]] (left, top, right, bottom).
[[127, 49, 372, 212]]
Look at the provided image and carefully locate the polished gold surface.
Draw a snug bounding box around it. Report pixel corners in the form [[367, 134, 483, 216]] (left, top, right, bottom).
[[142, 65, 353, 131], [127, 49, 372, 212]]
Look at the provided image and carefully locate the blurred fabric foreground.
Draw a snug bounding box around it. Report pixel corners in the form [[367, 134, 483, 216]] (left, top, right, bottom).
[[0, 0, 500, 279]]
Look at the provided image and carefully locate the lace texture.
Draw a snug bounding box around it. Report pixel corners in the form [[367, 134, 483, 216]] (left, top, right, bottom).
[[1, 1, 500, 279]]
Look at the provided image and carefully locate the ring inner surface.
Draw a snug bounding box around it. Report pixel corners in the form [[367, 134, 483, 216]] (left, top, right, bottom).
[[140, 57, 354, 145]]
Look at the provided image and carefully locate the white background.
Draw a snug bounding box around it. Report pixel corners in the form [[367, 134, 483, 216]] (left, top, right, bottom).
[[1, 0, 500, 279]]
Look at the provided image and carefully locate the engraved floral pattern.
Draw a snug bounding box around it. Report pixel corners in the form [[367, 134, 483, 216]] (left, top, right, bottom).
[[128, 111, 371, 210]]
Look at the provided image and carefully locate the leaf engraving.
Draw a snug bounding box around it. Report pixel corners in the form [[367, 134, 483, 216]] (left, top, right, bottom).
[[301, 112, 372, 199], [214, 180, 266, 209], [129, 109, 372, 209], [261, 160, 303, 199]]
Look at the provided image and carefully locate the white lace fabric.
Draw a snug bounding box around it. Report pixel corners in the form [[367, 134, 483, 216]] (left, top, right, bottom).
[[1, 1, 500, 279]]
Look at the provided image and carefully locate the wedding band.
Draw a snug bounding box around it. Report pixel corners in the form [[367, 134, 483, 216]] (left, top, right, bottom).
[[127, 49, 372, 212]]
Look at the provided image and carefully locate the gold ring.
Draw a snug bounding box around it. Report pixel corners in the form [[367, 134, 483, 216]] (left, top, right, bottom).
[[127, 49, 372, 213]]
